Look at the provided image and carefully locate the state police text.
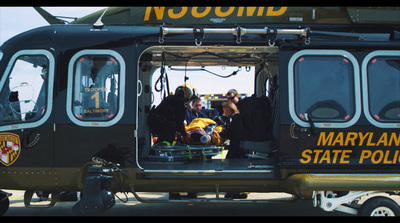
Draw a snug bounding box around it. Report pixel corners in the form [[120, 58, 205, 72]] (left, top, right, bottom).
[[300, 132, 400, 165]]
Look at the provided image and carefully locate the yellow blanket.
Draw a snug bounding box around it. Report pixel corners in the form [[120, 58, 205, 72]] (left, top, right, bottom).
[[185, 118, 224, 145]]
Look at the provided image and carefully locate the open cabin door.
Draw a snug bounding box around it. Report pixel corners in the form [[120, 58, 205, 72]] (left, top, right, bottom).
[[137, 45, 278, 173]]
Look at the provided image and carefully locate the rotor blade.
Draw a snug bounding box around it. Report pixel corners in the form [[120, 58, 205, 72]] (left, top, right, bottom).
[[33, 7, 65, 24]]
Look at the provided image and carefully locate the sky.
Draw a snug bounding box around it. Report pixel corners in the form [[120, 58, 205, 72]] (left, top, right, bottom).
[[0, 7, 255, 105], [0, 7, 106, 45]]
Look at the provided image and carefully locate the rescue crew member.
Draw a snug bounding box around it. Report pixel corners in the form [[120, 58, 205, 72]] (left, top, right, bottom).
[[148, 84, 197, 145], [219, 101, 248, 199], [185, 97, 219, 125], [153, 85, 198, 200], [219, 101, 245, 158], [226, 89, 240, 104]]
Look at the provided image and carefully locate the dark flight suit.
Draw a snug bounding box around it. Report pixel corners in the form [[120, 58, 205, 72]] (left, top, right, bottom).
[[149, 94, 187, 144]]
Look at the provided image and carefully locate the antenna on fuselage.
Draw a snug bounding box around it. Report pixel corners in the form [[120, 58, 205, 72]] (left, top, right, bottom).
[[93, 7, 108, 29]]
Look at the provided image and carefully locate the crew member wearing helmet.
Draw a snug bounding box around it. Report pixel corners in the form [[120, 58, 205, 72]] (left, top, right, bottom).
[[148, 84, 197, 145]]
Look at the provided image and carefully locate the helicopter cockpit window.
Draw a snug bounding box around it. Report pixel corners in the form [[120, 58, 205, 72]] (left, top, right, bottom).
[[0, 51, 53, 129], [67, 50, 125, 127], [363, 51, 400, 128], [289, 50, 361, 128]]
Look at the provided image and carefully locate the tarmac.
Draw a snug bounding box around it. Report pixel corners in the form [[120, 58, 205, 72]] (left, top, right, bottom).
[[3, 190, 353, 216]]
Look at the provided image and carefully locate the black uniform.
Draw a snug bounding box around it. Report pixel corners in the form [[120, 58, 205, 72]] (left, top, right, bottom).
[[148, 94, 187, 144]]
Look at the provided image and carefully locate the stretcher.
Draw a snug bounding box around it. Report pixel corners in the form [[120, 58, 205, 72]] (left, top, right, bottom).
[[147, 144, 224, 162]]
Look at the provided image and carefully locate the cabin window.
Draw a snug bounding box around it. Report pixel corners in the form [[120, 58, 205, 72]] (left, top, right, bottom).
[[0, 50, 54, 131], [362, 51, 400, 128], [67, 50, 125, 127], [288, 50, 361, 128]]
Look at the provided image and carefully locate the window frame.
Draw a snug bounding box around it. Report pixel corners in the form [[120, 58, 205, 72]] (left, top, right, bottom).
[[362, 50, 400, 128], [288, 50, 361, 128], [0, 49, 55, 131], [66, 49, 126, 127]]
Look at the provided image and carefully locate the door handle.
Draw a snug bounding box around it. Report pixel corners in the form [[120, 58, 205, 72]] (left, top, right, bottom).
[[22, 131, 40, 149]]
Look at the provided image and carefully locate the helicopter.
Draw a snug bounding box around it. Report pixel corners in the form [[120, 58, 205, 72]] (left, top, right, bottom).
[[0, 6, 400, 216]]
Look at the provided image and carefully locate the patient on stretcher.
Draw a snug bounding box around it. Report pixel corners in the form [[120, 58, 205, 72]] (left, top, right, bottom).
[[185, 118, 225, 145]]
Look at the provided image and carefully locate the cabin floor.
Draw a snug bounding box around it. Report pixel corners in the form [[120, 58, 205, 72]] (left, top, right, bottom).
[[140, 145, 278, 172]]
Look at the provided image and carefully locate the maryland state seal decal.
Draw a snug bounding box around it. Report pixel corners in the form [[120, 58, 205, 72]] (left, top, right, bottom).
[[0, 133, 21, 166]]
